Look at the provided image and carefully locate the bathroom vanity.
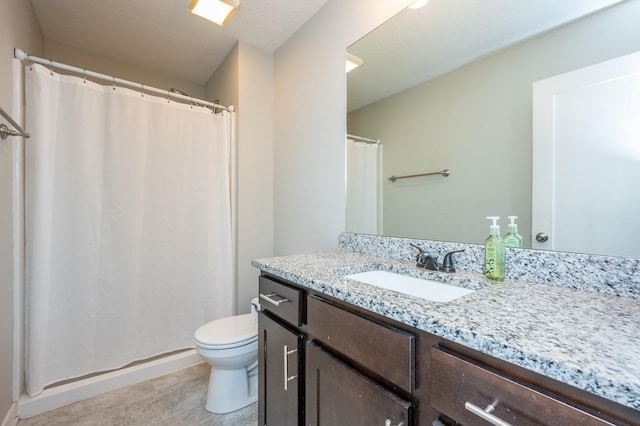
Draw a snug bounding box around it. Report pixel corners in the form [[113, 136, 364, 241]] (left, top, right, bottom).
[[254, 235, 640, 426]]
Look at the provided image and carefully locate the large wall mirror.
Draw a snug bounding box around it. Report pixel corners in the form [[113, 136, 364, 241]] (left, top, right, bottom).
[[346, 0, 640, 258]]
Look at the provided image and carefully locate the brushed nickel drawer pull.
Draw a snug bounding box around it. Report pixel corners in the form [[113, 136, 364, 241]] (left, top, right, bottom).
[[465, 401, 512, 426], [260, 292, 289, 306], [283, 344, 298, 391]]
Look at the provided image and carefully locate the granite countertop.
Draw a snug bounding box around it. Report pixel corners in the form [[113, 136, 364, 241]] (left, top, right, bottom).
[[252, 251, 640, 412]]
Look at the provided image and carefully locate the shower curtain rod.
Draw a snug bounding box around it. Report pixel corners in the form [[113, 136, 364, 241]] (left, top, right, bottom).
[[347, 133, 380, 144], [14, 48, 234, 113], [0, 104, 30, 139]]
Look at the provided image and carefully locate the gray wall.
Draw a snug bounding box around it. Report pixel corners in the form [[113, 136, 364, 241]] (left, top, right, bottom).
[[45, 40, 205, 99], [234, 42, 274, 313], [348, 0, 640, 246], [206, 41, 274, 314], [273, 0, 412, 256]]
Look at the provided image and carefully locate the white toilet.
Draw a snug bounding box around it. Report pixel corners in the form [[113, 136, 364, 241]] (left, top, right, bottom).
[[194, 308, 259, 414]]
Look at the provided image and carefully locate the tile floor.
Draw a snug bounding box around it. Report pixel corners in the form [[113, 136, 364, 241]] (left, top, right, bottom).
[[17, 363, 257, 426]]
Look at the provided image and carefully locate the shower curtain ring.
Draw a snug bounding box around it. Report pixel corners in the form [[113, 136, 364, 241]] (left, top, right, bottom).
[[167, 90, 170, 103], [141, 84, 145, 98], [83, 70, 87, 84], [112, 76, 116, 91], [49, 60, 54, 76]]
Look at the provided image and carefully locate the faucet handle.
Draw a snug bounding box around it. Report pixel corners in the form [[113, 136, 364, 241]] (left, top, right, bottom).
[[439, 249, 465, 273], [410, 243, 425, 260], [411, 243, 439, 270]]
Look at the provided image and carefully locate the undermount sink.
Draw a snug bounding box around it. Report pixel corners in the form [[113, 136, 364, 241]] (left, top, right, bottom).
[[344, 270, 474, 303]]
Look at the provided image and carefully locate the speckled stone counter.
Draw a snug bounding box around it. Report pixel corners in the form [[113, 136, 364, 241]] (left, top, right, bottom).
[[339, 233, 640, 298], [252, 250, 640, 412]]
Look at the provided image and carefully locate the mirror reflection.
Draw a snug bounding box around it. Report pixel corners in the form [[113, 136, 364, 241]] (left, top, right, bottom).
[[346, 0, 640, 258]]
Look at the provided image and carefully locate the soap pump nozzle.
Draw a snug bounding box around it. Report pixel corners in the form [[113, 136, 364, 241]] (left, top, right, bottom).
[[504, 215, 523, 248], [486, 216, 500, 236]]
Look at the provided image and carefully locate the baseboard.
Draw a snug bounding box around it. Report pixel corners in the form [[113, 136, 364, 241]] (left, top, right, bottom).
[[17, 349, 201, 419], [1, 402, 17, 426]]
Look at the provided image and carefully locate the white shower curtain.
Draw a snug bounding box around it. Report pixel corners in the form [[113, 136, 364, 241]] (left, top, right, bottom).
[[346, 139, 382, 234], [24, 63, 234, 396]]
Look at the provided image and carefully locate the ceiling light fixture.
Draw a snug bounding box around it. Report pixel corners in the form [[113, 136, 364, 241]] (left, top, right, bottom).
[[346, 53, 363, 73], [187, 0, 239, 26], [409, 0, 429, 9]]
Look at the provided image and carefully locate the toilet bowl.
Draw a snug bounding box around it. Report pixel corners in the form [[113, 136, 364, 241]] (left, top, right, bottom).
[[194, 312, 258, 413]]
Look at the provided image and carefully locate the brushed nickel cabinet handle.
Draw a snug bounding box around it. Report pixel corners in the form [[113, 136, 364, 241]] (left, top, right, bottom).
[[260, 292, 289, 306], [283, 344, 297, 391], [465, 401, 513, 426]]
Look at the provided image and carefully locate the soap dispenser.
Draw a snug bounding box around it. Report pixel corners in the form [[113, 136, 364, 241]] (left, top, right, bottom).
[[484, 216, 505, 282], [504, 216, 524, 248]]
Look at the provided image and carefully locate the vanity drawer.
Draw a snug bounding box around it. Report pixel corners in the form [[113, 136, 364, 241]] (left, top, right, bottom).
[[259, 276, 303, 327], [306, 295, 415, 394], [430, 346, 615, 426]]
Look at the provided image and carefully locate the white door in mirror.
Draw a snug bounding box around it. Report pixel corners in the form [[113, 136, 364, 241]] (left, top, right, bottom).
[[533, 50, 640, 258]]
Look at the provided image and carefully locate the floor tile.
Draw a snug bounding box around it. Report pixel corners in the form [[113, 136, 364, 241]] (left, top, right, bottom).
[[18, 363, 257, 426]]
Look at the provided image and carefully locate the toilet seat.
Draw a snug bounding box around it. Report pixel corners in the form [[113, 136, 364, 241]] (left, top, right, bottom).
[[196, 336, 257, 351], [195, 313, 257, 350]]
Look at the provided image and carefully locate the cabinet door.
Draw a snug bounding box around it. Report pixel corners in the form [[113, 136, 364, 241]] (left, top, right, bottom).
[[259, 311, 302, 426], [306, 342, 413, 426]]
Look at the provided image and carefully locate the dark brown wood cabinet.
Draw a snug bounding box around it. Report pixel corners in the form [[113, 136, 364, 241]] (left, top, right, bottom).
[[258, 311, 302, 426], [431, 346, 617, 426], [305, 295, 415, 425], [258, 272, 639, 426], [305, 341, 412, 426], [306, 295, 415, 395], [258, 276, 304, 426]]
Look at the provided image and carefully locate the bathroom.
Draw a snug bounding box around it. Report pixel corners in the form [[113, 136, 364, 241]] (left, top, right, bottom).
[[1, 0, 639, 425]]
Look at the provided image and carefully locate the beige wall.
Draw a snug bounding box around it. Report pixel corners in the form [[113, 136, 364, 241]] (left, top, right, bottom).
[[206, 41, 274, 314], [348, 0, 640, 246], [0, 0, 43, 419], [45, 40, 205, 99], [273, 0, 412, 256], [205, 43, 239, 108], [236, 42, 274, 312]]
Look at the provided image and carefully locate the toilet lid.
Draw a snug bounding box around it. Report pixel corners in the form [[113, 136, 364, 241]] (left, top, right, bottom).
[[195, 313, 257, 348]]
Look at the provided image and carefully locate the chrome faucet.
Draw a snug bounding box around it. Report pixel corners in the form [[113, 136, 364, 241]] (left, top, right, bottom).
[[410, 244, 465, 273]]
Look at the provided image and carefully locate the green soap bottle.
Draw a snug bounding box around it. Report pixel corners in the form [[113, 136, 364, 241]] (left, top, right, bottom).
[[504, 216, 524, 248], [484, 216, 505, 282]]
